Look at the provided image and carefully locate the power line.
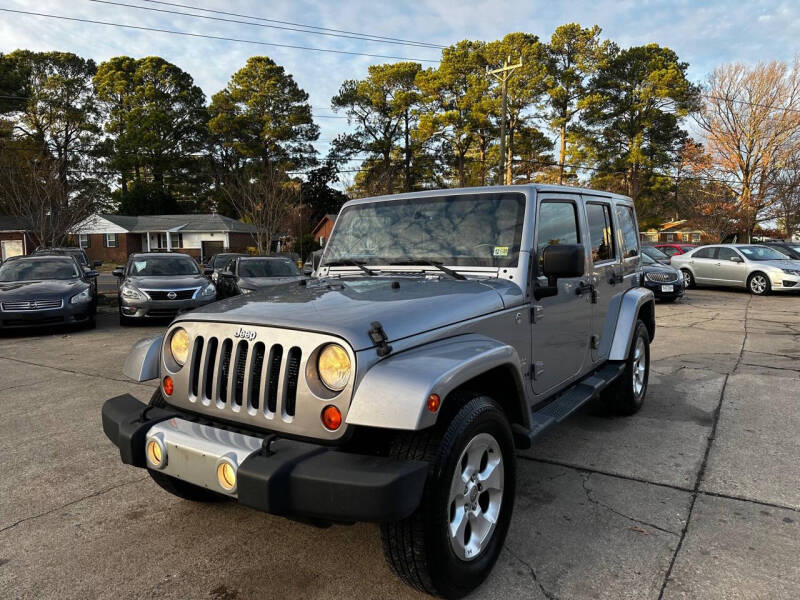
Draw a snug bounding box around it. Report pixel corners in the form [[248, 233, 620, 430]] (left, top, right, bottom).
[[88, 0, 444, 50], [701, 93, 800, 115], [0, 8, 441, 63]]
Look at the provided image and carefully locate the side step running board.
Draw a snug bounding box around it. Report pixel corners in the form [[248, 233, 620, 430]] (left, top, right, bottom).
[[526, 362, 626, 440]]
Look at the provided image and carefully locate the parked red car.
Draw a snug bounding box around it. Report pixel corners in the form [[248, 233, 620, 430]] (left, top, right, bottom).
[[654, 243, 699, 258]]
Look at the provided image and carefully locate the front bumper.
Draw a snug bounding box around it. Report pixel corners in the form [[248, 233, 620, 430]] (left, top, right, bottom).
[[101, 394, 427, 522], [0, 302, 93, 328], [643, 279, 685, 299], [769, 272, 800, 292], [120, 296, 216, 319]]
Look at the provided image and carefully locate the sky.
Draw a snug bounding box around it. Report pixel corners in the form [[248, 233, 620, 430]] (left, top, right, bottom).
[[1, 0, 799, 168]]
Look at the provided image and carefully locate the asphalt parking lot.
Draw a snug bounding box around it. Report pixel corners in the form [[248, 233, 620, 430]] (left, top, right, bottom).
[[1, 288, 798, 600]]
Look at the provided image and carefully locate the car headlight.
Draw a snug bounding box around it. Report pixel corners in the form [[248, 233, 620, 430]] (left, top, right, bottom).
[[240, 288, 254, 294], [317, 344, 351, 392], [781, 268, 800, 276], [121, 284, 144, 300], [169, 327, 190, 366], [200, 283, 216, 297], [70, 288, 91, 304]]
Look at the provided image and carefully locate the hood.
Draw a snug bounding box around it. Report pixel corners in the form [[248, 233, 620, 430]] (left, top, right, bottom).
[[0, 279, 87, 300], [125, 274, 209, 291], [178, 276, 518, 350], [239, 275, 306, 289], [756, 259, 800, 271]]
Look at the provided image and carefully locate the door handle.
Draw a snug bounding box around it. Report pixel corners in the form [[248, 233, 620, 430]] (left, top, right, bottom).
[[576, 281, 593, 295], [608, 273, 624, 285]]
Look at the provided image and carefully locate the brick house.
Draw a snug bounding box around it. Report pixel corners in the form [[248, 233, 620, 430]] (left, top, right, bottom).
[[72, 214, 257, 264], [0, 216, 36, 261], [311, 214, 337, 247], [640, 220, 708, 244]]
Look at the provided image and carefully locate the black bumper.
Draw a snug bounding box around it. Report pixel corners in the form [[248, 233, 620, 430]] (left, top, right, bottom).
[[102, 394, 428, 522]]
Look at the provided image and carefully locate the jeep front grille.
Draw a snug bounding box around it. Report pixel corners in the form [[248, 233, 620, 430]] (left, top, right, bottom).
[[164, 322, 356, 440]]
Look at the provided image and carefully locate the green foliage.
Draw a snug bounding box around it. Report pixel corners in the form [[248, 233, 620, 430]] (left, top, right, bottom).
[[301, 164, 348, 224]]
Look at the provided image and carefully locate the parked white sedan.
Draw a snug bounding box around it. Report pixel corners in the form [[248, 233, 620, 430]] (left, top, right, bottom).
[[671, 244, 800, 295]]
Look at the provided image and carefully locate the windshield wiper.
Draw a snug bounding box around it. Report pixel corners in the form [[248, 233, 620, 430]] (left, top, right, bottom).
[[323, 259, 376, 276], [389, 260, 467, 280]]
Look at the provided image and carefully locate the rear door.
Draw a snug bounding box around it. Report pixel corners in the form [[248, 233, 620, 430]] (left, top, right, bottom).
[[689, 247, 718, 283], [584, 200, 622, 362], [531, 195, 592, 395]]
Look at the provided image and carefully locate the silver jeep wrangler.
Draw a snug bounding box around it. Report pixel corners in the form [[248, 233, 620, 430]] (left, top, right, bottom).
[[102, 185, 654, 598]]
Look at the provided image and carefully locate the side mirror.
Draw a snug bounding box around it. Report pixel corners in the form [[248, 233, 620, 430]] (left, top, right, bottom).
[[730, 256, 743, 263], [112, 267, 124, 278], [85, 270, 99, 278], [542, 244, 586, 279], [93, 260, 102, 268], [203, 267, 214, 276]]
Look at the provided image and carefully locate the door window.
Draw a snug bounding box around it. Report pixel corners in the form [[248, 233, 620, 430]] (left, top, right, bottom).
[[692, 247, 716, 259], [586, 203, 615, 263], [615, 205, 639, 258], [716, 247, 740, 261], [536, 202, 580, 267]]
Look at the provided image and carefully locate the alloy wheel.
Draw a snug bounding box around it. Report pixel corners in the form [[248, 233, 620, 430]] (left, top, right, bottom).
[[632, 336, 647, 397]]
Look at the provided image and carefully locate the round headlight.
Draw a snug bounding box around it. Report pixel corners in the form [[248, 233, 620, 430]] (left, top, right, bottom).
[[317, 344, 351, 392], [169, 327, 190, 366]]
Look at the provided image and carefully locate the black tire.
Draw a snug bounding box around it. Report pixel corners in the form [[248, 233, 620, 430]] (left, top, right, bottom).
[[606, 319, 650, 415], [747, 272, 771, 295], [146, 389, 228, 503], [381, 394, 516, 598], [680, 269, 695, 289]]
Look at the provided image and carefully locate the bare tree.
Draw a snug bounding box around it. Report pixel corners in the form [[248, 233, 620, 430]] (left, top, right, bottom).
[[0, 147, 97, 247], [696, 60, 800, 240], [771, 156, 800, 239], [222, 163, 300, 254]]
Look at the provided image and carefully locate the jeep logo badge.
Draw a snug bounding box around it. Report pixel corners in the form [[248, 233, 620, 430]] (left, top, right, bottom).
[[234, 327, 257, 341], [167, 291, 177, 300]]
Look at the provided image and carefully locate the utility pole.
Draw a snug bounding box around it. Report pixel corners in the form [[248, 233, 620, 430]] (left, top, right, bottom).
[[487, 56, 522, 185]]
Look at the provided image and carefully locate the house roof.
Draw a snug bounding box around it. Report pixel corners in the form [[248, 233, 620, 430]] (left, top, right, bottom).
[[311, 214, 336, 236], [0, 216, 30, 232], [80, 213, 256, 234]]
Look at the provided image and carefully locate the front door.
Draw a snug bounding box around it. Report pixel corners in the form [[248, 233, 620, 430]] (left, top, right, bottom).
[[531, 196, 592, 396], [714, 247, 748, 285]]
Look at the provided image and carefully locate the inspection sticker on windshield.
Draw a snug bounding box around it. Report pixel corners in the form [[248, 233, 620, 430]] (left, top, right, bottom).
[[493, 246, 509, 257]]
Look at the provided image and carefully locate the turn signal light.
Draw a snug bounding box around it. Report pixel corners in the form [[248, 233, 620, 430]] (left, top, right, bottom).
[[427, 394, 441, 413], [163, 376, 174, 396], [321, 405, 342, 430]]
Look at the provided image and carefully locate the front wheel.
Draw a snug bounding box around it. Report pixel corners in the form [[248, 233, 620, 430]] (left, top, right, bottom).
[[747, 272, 770, 295], [681, 269, 695, 288], [381, 394, 516, 598], [606, 319, 650, 415]]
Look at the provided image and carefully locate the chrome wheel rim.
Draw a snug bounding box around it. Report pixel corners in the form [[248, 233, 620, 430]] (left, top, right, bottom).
[[682, 270, 692, 286], [750, 275, 766, 294], [632, 336, 647, 397], [447, 432, 504, 562]]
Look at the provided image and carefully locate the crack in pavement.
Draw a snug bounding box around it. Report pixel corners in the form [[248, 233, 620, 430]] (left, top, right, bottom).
[[739, 362, 800, 374], [0, 476, 147, 535], [504, 544, 560, 600], [580, 473, 680, 536]]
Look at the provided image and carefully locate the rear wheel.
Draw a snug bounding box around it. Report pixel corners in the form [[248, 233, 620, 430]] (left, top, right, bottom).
[[747, 272, 770, 295], [381, 394, 515, 598], [146, 389, 228, 503]]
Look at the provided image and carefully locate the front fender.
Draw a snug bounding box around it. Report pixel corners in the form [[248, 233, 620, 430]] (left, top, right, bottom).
[[346, 334, 526, 431], [608, 288, 655, 360], [122, 334, 164, 382]]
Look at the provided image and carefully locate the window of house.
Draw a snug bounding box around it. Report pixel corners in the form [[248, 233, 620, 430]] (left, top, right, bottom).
[[78, 234, 90, 249], [157, 233, 183, 248], [691, 232, 701, 242], [536, 201, 580, 268], [586, 203, 616, 263], [616, 205, 639, 258], [105, 233, 118, 248], [665, 233, 675, 242]]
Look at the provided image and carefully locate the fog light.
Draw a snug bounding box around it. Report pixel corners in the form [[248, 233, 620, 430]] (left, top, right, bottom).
[[427, 393, 441, 413], [321, 405, 342, 431], [163, 376, 173, 396], [146, 438, 166, 469], [217, 461, 236, 491]]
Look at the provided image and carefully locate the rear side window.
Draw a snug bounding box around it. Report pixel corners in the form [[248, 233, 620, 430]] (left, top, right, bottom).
[[586, 203, 615, 262], [660, 246, 679, 257], [615, 205, 639, 258], [536, 202, 580, 259], [693, 247, 716, 259]]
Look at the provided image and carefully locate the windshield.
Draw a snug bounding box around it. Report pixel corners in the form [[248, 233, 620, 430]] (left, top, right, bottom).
[[324, 192, 527, 268], [129, 256, 200, 276], [642, 246, 668, 260], [737, 245, 789, 261], [239, 259, 301, 278], [213, 254, 240, 269], [35, 249, 88, 266], [0, 258, 80, 281]]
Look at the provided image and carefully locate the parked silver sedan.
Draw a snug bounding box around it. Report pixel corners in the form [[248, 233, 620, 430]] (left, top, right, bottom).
[[671, 244, 800, 295]]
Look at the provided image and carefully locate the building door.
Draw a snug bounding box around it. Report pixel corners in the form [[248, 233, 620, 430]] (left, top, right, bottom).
[[201, 240, 224, 263], [1, 239, 23, 261]]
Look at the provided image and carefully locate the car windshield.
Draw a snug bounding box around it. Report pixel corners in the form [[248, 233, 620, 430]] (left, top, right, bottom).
[[737, 245, 789, 261], [239, 259, 301, 278], [213, 254, 239, 269], [642, 246, 668, 260], [324, 192, 527, 268], [129, 256, 200, 276], [36, 249, 88, 266], [641, 253, 656, 265], [0, 258, 80, 281]]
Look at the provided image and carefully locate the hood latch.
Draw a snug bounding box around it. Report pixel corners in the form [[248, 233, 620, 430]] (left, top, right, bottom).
[[368, 321, 393, 357]]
